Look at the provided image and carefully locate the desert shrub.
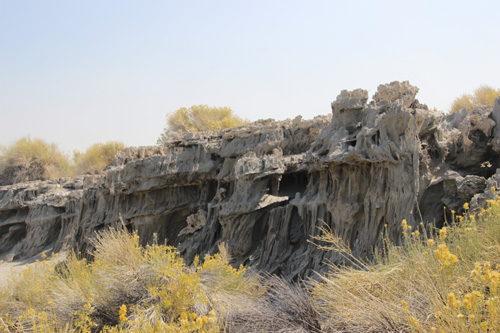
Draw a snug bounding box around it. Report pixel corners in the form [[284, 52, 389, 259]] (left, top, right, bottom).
[[311, 194, 500, 332], [73, 141, 124, 175], [0, 224, 261, 332], [451, 85, 500, 113], [0, 136, 72, 185], [157, 105, 249, 144], [0, 221, 323, 332]]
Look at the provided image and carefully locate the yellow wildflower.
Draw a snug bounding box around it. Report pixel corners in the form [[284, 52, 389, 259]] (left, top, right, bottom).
[[409, 316, 419, 328], [119, 304, 127, 322], [440, 227, 447, 241], [448, 293, 460, 309]]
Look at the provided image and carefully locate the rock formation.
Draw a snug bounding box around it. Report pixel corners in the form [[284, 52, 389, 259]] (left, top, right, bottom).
[[1, 81, 499, 280]]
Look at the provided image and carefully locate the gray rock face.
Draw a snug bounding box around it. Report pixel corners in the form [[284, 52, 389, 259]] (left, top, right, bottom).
[[0, 178, 83, 259], [1, 82, 499, 280]]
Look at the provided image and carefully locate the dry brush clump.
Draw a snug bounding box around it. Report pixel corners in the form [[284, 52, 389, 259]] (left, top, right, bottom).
[[0, 225, 226, 332], [72, 141, 124, 175], [0, 136, 73, 185], [0, 222, 321, 332], [157, 105, 249, 144], [0, 138, 125, 185], [451, 85, 500, 113], [216, 273, 321, 332]]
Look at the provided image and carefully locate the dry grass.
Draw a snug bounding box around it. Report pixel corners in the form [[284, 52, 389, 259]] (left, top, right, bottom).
[[451, 85, 500, 113], [0, 137, 125, 185], [311, 194, 500, 332], [216, 274, 321, 332], [157, 105, 249, 144], [0, 136, 72, 184], [73, 141, 124, 175], [2, 222, 316, 332], [0, 225, 228, 331]]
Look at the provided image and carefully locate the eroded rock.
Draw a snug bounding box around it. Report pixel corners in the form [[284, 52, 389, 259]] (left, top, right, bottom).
[[1, 81, 499, 280], [373, 80, 419, 108]]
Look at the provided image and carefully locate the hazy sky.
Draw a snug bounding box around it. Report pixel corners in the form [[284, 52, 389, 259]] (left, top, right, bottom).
[[1, 0, 499, 153]]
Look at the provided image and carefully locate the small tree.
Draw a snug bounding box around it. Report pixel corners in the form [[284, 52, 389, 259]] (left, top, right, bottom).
[[451, 85, 500, 113], [157, 105, 249, 144], [73, 141, 125, 175]]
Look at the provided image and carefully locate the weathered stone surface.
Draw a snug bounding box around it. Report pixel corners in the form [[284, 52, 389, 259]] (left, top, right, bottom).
[[331, 89, 368, 112], [1, 81, 498, 280], [0, 178, 83, 260], [373, 80, 419, 108]]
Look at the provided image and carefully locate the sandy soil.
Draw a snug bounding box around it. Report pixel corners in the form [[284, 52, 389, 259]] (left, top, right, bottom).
[[0, 251, 66, 288]]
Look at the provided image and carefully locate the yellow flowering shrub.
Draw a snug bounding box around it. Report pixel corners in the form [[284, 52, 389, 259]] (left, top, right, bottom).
[[0, 226, 254, 332], [312, 191, 500, 332]]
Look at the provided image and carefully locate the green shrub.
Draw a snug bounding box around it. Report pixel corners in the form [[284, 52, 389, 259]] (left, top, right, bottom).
[[451, 85, 500, 113], [157, 105, 249, 144], [0, 136, 72, 184], [73, 141, 124, 175]]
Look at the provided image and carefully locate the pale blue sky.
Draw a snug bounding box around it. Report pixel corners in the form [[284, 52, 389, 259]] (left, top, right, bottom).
[[1, 0, 499, 153]]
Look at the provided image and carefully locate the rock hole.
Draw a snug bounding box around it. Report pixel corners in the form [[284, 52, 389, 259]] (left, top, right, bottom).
[[372, 130, 380, 145], [428, 148, 441, 160], [477, 152, 499, 179], [419, 182, 445, 228], [278, 172, 309, 198], [267, 176, 281, 196]]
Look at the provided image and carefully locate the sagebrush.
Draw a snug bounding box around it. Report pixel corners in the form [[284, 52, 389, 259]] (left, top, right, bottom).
[[451, 85, 500, 113], [157, 105, 249, 144]]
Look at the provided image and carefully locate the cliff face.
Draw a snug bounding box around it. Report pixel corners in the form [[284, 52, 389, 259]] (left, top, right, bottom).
[[1, 81, 499, 280]]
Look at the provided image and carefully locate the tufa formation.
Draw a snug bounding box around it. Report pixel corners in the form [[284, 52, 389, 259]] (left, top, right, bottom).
[[1, 81, 500, 280]]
